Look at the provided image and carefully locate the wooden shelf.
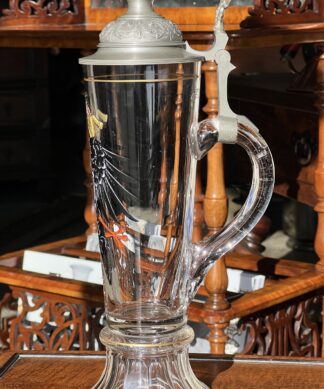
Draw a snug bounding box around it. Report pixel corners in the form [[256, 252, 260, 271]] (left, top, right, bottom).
[[0, 21, 323, 49]]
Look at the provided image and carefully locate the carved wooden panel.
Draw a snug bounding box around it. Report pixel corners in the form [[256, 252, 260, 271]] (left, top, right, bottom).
[[0, 0, 85, 25], [228, 74, 318, 208], [87, 305, 105, 351], [239, 294, 322, 357], [8, 287, 105, 352], [0, 290, 17, 350], [242, 0, 324, 27]]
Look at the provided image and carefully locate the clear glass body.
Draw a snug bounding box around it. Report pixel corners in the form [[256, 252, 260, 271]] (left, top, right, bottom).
[[84, 63, 201, 333], [83, 62, 274, 389]]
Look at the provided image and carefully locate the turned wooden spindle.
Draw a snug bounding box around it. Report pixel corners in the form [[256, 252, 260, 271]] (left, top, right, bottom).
[[322, 295, 324, 357], [314, 46, 324, 272], [202, 60, 230, 354], [192, 162, 204, 243], [158, 128, 168, 226], [235, 214, 271, 255], [83, 131, 97, 236], [165, 64, 184, 256]]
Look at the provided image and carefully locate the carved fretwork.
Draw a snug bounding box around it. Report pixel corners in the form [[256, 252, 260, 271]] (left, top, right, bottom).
[[87, 305, 106, 351], [0, 0, 84, 25], [239, 295, 322, 357], [315, 47, 324, 272], [0, 290, 17, 350], [252, 0, 314, 17], [9, 287, 105, 352], [242, 0, 323, 27]]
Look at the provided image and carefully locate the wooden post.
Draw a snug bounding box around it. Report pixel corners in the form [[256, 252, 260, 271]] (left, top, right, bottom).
[[202, 60, 230, 354], [164, 64, 183, 256], [322, 295, 324, 357], [314, 46, 324, 272], [193, 162, 204, 243]]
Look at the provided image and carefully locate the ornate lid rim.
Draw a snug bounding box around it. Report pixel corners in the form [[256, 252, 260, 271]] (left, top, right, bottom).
[[98, 41, 184, 48], [99, 13, 183, 46]]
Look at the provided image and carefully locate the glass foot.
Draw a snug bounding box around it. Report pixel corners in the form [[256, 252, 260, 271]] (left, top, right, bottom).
[[93, 325, 208, 389]]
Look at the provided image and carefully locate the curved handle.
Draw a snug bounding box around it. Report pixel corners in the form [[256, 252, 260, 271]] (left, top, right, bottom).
[[190, 120, 274, 284]]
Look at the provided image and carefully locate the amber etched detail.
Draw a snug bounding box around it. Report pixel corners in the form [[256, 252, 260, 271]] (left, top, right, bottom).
[[240, 295, 321, 357], [9, 287, 105, 351]]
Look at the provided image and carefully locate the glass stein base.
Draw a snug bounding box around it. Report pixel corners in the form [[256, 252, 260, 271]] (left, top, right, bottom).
[[93, 325, 208, 389]]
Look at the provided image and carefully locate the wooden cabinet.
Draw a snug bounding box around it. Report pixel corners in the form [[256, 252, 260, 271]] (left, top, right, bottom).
[[228, 73, 318, 207], [0, 48, 51, 182]]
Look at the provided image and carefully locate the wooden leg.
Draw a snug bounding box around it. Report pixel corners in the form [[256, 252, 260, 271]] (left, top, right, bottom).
[[322, 295, 324, 357], [235, 215, 271, 255], [314, 46, 324, 271], [202, 61, 230, 354], [205, 257, 230, 354]]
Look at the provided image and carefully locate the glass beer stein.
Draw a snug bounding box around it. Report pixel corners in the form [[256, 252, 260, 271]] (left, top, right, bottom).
[[80, 1, 274, 387]]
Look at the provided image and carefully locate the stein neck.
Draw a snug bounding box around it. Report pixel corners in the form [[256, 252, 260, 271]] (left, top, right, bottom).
[[126, 0, 156, 17]]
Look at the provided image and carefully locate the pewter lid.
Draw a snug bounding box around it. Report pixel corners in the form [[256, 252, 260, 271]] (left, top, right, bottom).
[[79, 0, 204, 65]]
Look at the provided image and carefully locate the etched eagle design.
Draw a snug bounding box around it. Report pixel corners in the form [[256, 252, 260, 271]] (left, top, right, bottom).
[[90, 137, 138, 223]]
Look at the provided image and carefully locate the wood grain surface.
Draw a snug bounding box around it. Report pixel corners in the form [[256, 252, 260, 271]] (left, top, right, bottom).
[[1, 353, 324, 388], [0, 23, 323, 50]]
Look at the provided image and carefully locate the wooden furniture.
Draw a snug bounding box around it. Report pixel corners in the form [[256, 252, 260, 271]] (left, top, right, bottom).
[[0, 236, 321, 356], [1, 352, 324, 388], [190, 1, 324, 356], [0, 236, 105, 351], [0, 0, 249, 32], [0, 48, 51, 184], [242, 0, 324, 27], [0, 0, 324, 358], [0, 0, 85, 26]]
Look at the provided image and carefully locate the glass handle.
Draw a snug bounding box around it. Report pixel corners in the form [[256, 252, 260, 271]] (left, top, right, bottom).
[[190, 119, 275, 283]]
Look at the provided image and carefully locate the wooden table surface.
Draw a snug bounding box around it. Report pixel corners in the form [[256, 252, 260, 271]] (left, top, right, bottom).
[[1, 352, 324, 388], [0, 23, 323, 50]]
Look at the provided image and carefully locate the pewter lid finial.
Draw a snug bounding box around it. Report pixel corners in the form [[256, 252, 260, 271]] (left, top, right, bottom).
[[99, 0, 183, 47], [79, 0, 203, 65]]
